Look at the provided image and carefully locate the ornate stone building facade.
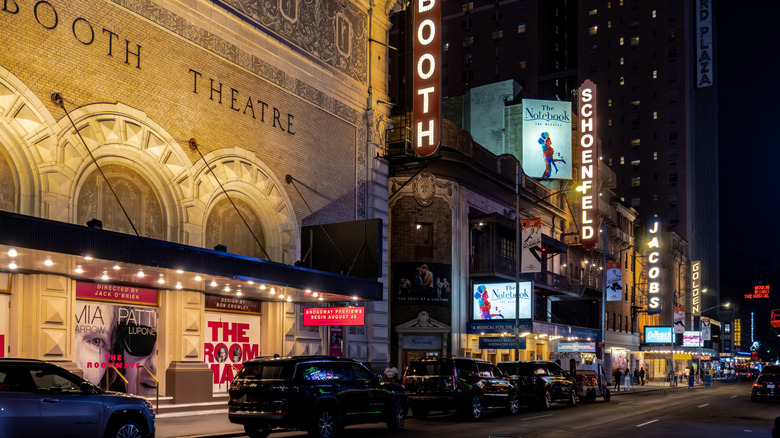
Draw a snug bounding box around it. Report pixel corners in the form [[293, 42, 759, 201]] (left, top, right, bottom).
[[0, 0, 399, 404]]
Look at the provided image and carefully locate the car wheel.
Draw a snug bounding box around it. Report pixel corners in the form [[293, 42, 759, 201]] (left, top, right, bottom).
[[309, 405, 338, 438], [412, 406, 429, 419], [507, 391, 520, 415], [469, 394, 483, 421], [387, 399, 406, 431], [111, 420, 144, 438], [603, 388, 611, 402], [568, 388, 577, 407], [244, 425, 272, 438], [541, 390, 552, 410]]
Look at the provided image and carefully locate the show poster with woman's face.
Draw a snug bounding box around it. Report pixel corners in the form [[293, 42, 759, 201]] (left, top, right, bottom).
[[74, 301, 158, 396], [205, 312, 260, 393]]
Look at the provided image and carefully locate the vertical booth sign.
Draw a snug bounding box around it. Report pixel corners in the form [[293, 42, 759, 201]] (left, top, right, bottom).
[[413, 0, 441, 157], [646, 217, 662, 315], [578, 80, 597, 248]]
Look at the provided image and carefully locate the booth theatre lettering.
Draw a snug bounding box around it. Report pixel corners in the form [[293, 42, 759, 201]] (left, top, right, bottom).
[[189, 68, 295, 135], [3, 0, 142, 69]]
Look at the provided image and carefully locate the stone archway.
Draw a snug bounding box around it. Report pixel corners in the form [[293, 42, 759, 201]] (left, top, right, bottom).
[[191, 148, 298, 264]]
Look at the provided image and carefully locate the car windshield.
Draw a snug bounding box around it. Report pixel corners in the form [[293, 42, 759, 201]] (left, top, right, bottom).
[[497, 362, 535, 376], [237, 362, 295, 380], [406, 360, 453, 376]]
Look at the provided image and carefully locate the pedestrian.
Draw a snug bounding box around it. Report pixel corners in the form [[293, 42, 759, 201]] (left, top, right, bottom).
[[384, 361, 399, 382], [625, 369, 632, 391], [633, 368, 639, 385], [614, 367, 622, 391], [639, 366, 646, 385]]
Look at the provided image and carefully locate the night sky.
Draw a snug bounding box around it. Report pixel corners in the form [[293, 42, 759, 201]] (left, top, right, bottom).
[[717, 3, 780, 341]]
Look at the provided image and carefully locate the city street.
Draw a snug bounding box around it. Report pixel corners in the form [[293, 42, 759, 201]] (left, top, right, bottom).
[[158, 382, 779, 438]]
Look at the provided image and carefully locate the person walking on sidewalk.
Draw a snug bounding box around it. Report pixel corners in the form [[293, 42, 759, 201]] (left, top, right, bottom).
[[639, 367, 646, 385], [625, 369, 632, 391], [614, 368, 622, 391]]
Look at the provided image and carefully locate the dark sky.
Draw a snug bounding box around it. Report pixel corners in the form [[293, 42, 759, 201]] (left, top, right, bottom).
[[717, 3, 780, 310]]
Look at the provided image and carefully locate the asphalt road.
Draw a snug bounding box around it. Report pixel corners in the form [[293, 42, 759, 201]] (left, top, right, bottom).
[[236, 382, 779, 438]]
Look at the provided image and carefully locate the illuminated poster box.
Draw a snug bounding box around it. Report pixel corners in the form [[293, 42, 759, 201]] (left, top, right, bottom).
[[644, 326, 673, 344], [472, 281, 532, 320]]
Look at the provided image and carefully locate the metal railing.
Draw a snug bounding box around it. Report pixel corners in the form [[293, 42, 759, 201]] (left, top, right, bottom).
[[138, 365, 159, 414], [104, 364, 128, 391]]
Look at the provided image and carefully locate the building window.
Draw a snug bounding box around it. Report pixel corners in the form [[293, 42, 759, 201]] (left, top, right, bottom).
[[652, 9, 657, 18], [608, 20, 612, 28], [669, 90, 678, 103], [631, 176, 640, 187], [462, 36, 474, 47], [668, 171, 678, 185], [415, 223, 433, 257], [492, 29, 504, 40], [653, 111, 658, 119], [653, 194, 658, 201], [619, 77, 625, 85], [613, 312, 617, 331], [518, 23, 527, 33], [589, 63, 598, 73], [463, 54, 473, 65], [620, 57, 624, 65], [631, 158, 640, 166], [608, 98, 613, 107], [631, 138, 640, 147], [620, 156, 625, 164], [724, 340, 731, 351], [653, 151, 658, 160], [619, 37, 624, 46], [608, 119, 613, 126], [630, 36, 639, 46], [669, 211, 679, 225], [669, 129, 678, 142], [519, 61, 527, 69], [589, 25, 598, 35], [589, 7, 598, 15], [668, 192, 678, 207], [462, 2, 474, 12], [668, 109, 678, 123], [668, 150, 678, 164], [631, 198, 640, 207], [443, 42, 449, 51], [725, 323, 731, 334], [669, 67, 678, 82], [652, 70, 658, 79]]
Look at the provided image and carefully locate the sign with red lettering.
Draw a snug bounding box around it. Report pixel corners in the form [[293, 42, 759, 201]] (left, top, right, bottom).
[[412, 0, 441, 156], [76, 281, 158, 306], [304, 307, 365, 326], [745, 284, 770, 299], [205, 313, 261, 393], [205, 294, 261, 315]]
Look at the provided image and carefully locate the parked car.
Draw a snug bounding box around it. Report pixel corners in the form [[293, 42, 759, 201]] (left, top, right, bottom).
[[0, 358, 155, 438], [228, 356, 407, 438], [497, 361, 578, 409], [752, 366, 780, 402], [402, 357, 519, 421]]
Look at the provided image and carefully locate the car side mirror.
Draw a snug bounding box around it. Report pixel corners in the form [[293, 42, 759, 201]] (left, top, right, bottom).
[[80, 382, 97, 394]]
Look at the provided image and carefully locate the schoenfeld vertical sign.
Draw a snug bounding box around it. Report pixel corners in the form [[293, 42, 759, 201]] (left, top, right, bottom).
[[578, 80, 597, 248], [413, 0, 441, 157]]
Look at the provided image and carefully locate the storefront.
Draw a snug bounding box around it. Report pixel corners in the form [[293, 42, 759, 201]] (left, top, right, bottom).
[[0, 0, 393, 403]]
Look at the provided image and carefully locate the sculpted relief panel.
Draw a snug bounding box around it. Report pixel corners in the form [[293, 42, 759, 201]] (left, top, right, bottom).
[[218, 0, 367, 83]]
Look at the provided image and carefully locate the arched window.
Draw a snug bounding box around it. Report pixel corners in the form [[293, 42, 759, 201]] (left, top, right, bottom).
[[205, 197, 266, 259], [76, 165, 164, 239]]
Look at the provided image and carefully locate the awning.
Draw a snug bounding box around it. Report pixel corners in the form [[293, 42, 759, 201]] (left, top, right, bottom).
[[0, 210, 382, 303]]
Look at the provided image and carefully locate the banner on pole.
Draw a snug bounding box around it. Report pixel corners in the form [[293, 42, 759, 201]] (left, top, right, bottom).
[[521, 218, 542, 273], [605, 262, 622, 301]]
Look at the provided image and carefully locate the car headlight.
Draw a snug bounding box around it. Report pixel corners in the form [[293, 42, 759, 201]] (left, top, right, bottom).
[[143, 400, 154, 411]]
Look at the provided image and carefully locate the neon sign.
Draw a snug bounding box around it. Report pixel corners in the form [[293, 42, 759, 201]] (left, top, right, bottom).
[[412, 0, 441, 157], [647, 217, 662, 315], [691, 261, 701, 316], [577, 80, 598, 248]]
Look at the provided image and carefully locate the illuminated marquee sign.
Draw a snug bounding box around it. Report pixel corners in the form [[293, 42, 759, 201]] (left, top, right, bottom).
[[577, 80, 598, 248], [646, 217, 662, 315], [683, 331, 702, 347], [745, 284, 770, 299], [303, 307, 365, 326], [691, 261, 701, 317], [412, 0, 441, 157]]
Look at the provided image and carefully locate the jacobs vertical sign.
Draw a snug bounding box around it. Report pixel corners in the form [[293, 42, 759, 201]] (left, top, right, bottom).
[[578, 80, 597, 248], [413, 0, 441, 157], [647, 217, 662, 315]]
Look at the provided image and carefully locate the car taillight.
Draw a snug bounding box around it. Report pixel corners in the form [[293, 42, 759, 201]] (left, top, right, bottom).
[[754, 382, 765, 388]]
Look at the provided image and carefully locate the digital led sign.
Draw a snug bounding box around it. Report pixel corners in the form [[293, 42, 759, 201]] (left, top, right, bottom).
[[472, 281, 532, 321], [683, 331, 702, 347], [521, 99, 572, 179], [644, 326, 673, 344], [303, 307, 365, 326], [745, 284, 770, 299]]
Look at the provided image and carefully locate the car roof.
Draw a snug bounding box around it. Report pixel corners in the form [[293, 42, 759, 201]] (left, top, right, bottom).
[[243, 355, 361, 364]]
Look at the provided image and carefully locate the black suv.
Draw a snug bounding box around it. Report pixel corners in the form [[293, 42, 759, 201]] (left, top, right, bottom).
[[402, 357, 519, 420], [0, 358, 155, 438], [228, 356, 407, 438], [497, 361, 578, 409]]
